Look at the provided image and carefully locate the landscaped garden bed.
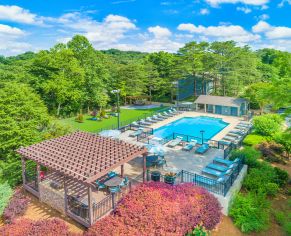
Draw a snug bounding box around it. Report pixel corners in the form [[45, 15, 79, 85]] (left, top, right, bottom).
[[85, 182, 222, 236]]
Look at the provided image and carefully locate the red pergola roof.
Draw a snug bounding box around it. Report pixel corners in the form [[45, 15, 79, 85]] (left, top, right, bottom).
[[17, 131, 147, 184]]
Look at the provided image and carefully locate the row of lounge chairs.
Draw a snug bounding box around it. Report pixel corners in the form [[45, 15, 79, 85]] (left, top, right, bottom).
[[129, 108, 181, 138], [199, 157, 240, 184], [220, 121, 252, 145]]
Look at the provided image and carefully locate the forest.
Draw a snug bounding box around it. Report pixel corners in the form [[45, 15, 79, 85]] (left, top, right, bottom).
[[0, 35, 290, 186]]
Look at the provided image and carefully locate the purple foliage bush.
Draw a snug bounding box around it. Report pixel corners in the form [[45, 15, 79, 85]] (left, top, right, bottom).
[[86, 182, 222, 236], [3, 189, 30, 224]]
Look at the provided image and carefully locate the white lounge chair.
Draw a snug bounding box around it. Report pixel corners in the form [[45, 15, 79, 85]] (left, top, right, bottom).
[[152, 115, 164, 121], [167, 136, 183, 147]]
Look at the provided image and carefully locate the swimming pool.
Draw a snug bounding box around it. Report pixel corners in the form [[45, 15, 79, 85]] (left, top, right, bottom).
[[154, 116, 229, 142]]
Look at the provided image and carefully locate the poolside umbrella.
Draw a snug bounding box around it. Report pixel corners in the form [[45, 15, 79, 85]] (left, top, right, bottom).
[[99, 130, 121, 138], [145, 144, 165, 156]]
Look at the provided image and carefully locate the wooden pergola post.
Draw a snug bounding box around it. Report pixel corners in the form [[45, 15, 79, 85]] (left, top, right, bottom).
[[21, 157, 26, 185], [120, 164, 124, 178], [64, 176, 68, 212], [88, 185, 93, 226], [143, 153, 147, 183], [36, 163, 41, 190]]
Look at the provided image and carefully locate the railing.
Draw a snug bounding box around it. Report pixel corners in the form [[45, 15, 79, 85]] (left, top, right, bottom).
[[148, 159, 244, 197], [136, 128, 154, 142], [91, 173, 144, 223]]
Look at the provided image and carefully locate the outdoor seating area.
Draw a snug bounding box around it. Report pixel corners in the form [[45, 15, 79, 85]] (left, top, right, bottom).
[[220, 121, 252, 145], [17, 131, 148, 227]]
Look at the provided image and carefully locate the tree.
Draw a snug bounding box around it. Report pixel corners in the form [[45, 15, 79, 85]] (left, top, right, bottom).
[[0, 82, 50, 186]]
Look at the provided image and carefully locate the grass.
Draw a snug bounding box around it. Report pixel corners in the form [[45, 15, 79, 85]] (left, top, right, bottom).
[[58, 107, 167, 132]]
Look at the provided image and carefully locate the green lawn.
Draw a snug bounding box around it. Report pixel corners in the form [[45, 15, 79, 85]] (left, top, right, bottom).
[[58, 107, 167, 132]]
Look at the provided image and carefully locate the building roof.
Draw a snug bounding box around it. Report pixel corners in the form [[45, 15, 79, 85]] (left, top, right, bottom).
[[194, 95, 248, 107], [17, 131, 147, 184]]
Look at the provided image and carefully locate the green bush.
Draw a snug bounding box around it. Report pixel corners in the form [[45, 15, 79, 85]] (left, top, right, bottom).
[[187, 225, 209, 236], [243, 134, 267, 146], [229, 192, 270, 233], [253, 114, 283, 136], [230, 147, 261, 168], [0, 182, 13, 216], [273, 167, 289, 187], [75, 113, 84, 123], [273, 210, 291, 235], [264, 183, 279, 197], [243, 163, 276, 196], [274, 211, 286, 226]]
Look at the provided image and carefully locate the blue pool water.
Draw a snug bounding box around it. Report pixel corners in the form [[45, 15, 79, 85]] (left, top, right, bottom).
[[154, 116, 229, 141]]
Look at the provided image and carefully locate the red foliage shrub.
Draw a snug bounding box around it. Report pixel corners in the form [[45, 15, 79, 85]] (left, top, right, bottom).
[[86, 182, 222, 236], [3, 189, 30, 224], [0, 218, 77, 236]]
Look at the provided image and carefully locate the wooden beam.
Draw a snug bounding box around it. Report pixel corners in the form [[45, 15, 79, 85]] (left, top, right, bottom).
[[21, 157, 26, 185], [36, 163, 40, 191], [88, 186, 93, 226], [120, 164, 124, 177], [64, 176, 68, 212], [143, 153, 147, 183]]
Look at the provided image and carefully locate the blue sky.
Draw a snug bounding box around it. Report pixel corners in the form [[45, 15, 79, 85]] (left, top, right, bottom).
[[0, 0, 290, 56]]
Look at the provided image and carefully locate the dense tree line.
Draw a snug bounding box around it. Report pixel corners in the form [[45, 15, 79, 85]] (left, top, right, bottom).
[[1, 36, 290, 117]]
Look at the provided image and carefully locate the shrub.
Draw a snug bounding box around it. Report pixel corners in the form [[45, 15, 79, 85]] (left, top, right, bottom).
[[100, 109, 106, 118], [187, 225, 209, 236], [0, 182, 13, 216], [253, 114, 283, 136], [86, 182, 222, 236], [3, 189, 30, 223], [230, 147, 261, 168], [273, 210, 291, 235], [75, 114, 84, 123], [229, 192, 270, 233], [257, 141, 285, 163], [274, 129, 291, 159], [264, 183, 279, 197], [273, 167, 289, 187], [243, 134, 267, 146], [0, 218, 75, 236]]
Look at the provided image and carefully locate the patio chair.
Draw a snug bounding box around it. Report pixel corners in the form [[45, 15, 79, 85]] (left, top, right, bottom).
[[202, 167, 231, 178], [95, 180, 106, 191], [206, 163, 230, 172], [194, 175, 226, 186], [109, 186, 120, 194], [119, 177, 129, 187], [139, 119, 151, 126], [163, 111, 175, 117], [229, 130, 246, 135], [182, 139, 197, 151], [213, 157, 239, 167], [195, 143, 209, 154], [168, 110, 177, 115], [223, 135, 238, 142], [227, 132, 242, 138], [238, 122, 252, 127], [152, 115, 164, 121], [156, 156, 167, 167], [235, 125, 249, 131], [218, 140, 232, 146], [157, 113, 168, 119], [167, 136, 183, 148], [129, 128, 144, 137], [146, 117, 157, 123], [171, 108, 180, 114], [107, 171, 117, 178]]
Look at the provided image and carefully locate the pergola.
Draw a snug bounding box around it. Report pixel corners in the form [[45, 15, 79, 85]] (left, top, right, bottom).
[[17, 131, 148, 227]]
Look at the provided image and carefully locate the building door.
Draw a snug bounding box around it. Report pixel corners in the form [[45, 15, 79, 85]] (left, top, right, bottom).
[[231, 107, 238, 116], [215, 105, 222, 114]]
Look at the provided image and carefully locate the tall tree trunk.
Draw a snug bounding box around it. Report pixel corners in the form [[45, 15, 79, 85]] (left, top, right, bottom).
[[57, 103, 61, 116]]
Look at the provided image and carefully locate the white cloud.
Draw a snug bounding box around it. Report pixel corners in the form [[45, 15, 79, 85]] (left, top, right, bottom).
[[178, 23, 260, 42], [236, 7, 251, 14], [252, 21, 291, 39], [148, 26, 172, 38], [278, 0, 291, 7], [200, 8, 210, 15], [0, 5, 43, 25], [0, 24, 31, 55], [205, 0, 269, 7]]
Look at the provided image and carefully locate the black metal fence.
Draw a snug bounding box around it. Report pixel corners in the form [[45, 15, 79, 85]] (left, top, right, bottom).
[[148, 159, 244, 197]]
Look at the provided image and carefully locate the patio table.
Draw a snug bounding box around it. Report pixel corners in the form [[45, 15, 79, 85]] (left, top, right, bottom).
[[104, 176, 123, 187]]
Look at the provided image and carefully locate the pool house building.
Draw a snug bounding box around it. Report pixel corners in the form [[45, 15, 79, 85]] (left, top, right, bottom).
[[194, 95, 249, 117]]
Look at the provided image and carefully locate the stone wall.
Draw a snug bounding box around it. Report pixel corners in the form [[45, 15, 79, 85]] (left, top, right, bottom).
[[214, 165, 248, 215], [39, 180, 65, 214]]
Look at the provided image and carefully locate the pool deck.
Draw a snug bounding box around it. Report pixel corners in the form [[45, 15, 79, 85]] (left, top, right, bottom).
[[118, 111, 243, 177]]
